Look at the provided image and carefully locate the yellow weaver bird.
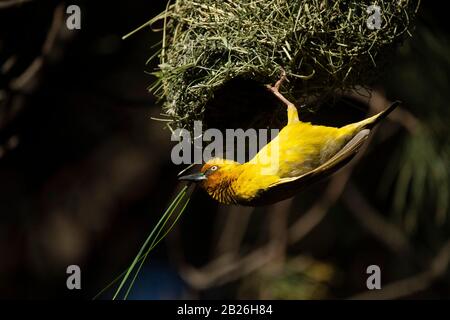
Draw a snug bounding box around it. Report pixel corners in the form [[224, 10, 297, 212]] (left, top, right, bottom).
[[180, 71, 400, 206]]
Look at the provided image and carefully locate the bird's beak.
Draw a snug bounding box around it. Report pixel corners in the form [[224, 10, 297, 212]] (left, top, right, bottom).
[[178, 172, 207, 182]]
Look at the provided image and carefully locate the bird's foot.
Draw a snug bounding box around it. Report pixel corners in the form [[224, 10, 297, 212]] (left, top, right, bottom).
[[266, 69, 299, 124], [272, 68, 287, 91], [265, 69, 295, 109]]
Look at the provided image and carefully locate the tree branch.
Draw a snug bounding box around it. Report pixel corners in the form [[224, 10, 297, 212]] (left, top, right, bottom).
[[351, 239, 450, 299]]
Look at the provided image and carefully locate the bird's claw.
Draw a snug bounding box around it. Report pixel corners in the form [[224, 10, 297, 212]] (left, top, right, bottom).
[[266, 68, 295, 109], [273, 68, 287, 91]]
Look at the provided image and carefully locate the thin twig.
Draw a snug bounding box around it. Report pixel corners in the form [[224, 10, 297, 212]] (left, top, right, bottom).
[[342, 181, 413, 255], [179, 199, 292, 290], [10, 4, 64, 91], [351, 239, 450, 299], [213, 205, 253, 258], [179, 243, 279, 290], [0, 0, 32, 9]]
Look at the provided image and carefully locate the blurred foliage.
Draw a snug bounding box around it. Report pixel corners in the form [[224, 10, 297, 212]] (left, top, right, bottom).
[[381, 23, 450, 234], [239, 257, 335, 299]]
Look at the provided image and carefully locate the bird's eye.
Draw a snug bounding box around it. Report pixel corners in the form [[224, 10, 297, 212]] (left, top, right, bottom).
[[210, 165, 218, 171]]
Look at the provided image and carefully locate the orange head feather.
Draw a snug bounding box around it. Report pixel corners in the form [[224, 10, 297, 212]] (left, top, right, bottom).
[[180, 158, 243, 204]]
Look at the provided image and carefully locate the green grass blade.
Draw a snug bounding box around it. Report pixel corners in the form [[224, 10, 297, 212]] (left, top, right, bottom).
[[122, 191, 190, 299], [111, 185, 188, 300]]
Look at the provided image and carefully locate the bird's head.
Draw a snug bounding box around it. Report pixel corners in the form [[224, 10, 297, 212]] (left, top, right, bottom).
[[178, 158, 242, 204]]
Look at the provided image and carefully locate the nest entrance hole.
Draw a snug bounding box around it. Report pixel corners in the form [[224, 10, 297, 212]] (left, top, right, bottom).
[[203, 77, 286, 131]]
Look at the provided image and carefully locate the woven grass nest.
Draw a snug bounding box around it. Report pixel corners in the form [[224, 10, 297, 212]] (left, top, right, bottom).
[[149, 0, 420, 131]]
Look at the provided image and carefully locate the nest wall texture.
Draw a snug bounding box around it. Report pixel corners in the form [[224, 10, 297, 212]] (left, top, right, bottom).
[[150, 0, 420, 130]]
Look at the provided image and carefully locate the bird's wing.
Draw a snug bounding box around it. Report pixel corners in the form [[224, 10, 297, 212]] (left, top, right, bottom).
[[271, 129, 370, 187], [248, 129, 370, 205]]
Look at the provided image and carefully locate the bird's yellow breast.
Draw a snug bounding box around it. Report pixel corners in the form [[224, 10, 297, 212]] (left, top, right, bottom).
[[249, 121, 355, 179]]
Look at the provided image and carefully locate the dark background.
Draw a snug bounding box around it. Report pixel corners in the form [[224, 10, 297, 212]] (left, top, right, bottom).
[[0, 0, 449, 299]]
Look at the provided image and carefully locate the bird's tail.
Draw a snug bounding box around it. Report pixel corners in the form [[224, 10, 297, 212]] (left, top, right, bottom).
[[353, 100, 401, 130]]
